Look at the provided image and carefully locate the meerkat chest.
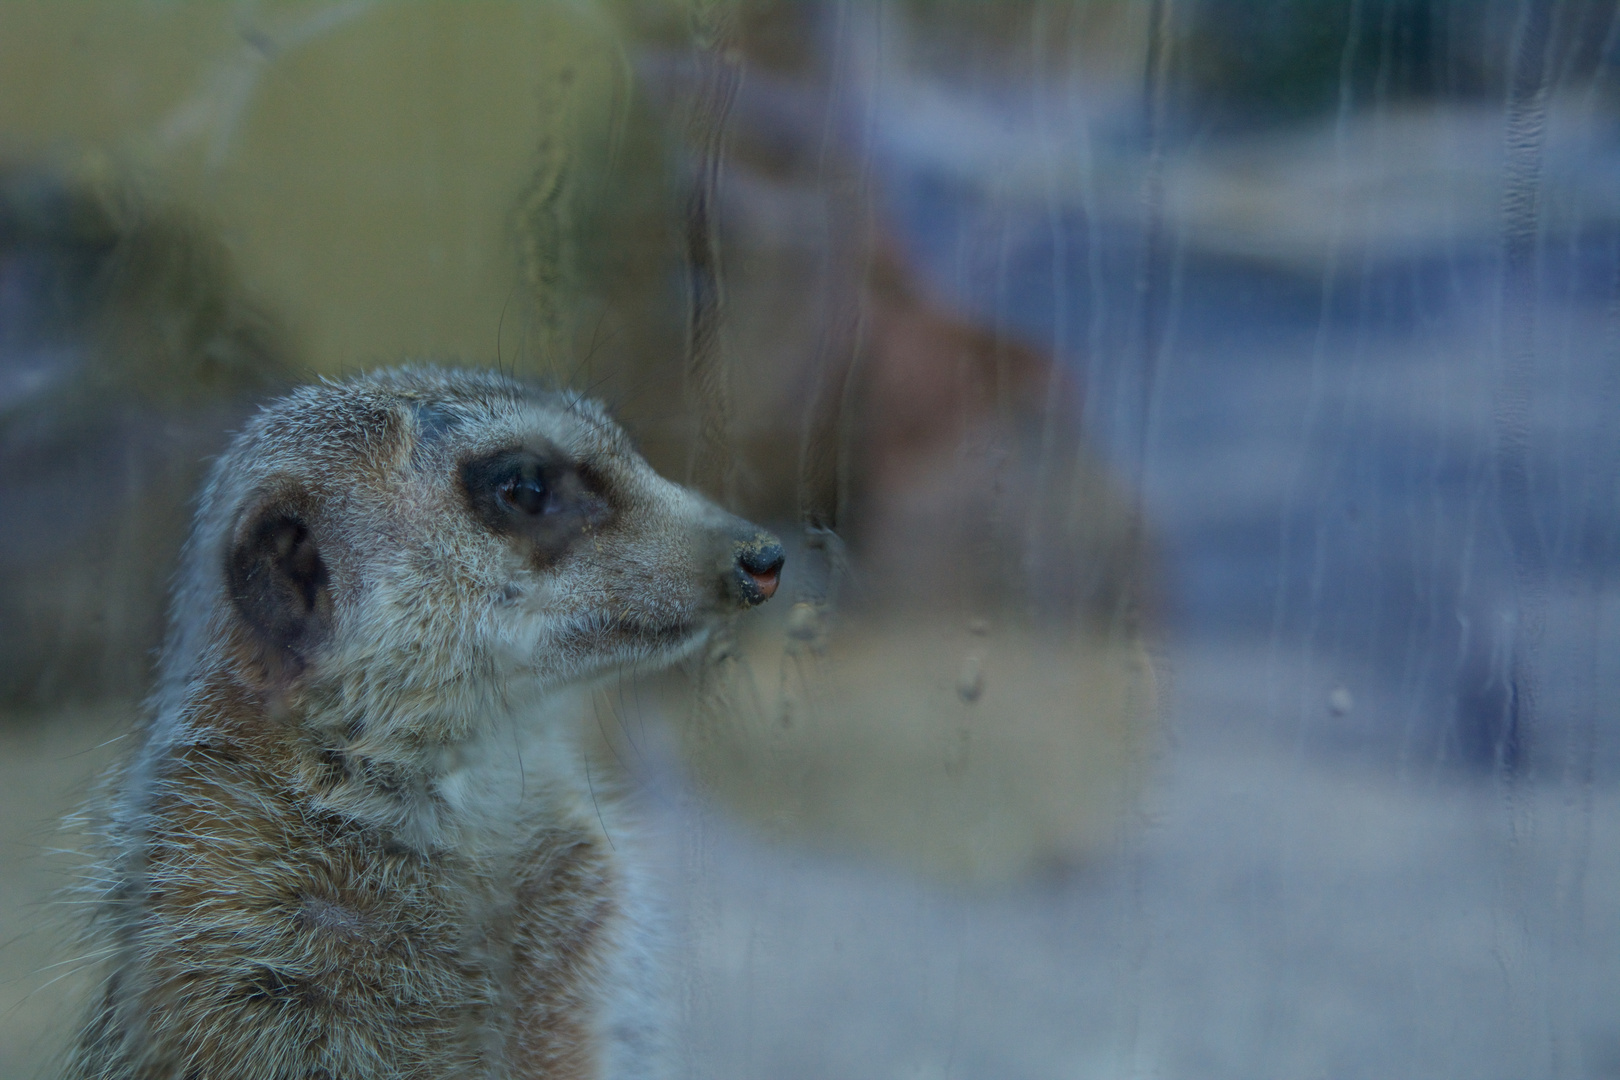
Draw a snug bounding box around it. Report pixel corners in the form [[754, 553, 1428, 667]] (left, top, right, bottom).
[[431, 691, 634, 1078], [424, 687, 605, 859], [372, 691, 631, 1076]]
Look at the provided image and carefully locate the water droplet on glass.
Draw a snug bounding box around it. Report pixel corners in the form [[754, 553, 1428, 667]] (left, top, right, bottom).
[[956, 654, 985, 703], [1327, 685, 1354, 717], [786, 602, 820, 642]]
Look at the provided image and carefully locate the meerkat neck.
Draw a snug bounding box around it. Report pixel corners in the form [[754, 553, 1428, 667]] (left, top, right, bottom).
[[150, 659, 598, 858], [301, 676, 595, 855]]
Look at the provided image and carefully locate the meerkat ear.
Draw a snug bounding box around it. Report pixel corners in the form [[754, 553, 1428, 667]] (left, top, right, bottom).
[[226, 500, 332, 671]]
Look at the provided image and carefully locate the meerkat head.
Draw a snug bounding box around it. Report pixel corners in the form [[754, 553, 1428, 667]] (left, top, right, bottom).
[[164, 367, 781, 738]]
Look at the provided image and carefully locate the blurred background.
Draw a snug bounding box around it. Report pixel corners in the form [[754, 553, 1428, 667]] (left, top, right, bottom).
[[1, 1, 1617, 1077]]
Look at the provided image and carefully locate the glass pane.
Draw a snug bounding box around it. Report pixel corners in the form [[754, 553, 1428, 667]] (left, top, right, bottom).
[[1, 3, 1614, 1078]]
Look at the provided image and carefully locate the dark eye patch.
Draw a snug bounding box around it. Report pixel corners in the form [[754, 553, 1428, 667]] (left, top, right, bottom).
[[460, 447, 610, 565]]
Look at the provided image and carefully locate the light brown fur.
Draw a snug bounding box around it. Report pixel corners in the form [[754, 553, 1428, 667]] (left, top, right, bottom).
[[63, 367, 781, 1079]]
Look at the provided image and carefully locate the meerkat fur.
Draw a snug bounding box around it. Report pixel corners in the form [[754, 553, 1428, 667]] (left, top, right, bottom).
[[61, 366, 783, 1080]]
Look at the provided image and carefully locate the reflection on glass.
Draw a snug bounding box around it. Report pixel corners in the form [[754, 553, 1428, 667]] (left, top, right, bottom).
[[0, 3, 1615, 1078]]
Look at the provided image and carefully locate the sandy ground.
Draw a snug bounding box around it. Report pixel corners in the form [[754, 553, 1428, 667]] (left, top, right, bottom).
[[655, 644, 1620, 1080], [5, 643, 1615, 1080]]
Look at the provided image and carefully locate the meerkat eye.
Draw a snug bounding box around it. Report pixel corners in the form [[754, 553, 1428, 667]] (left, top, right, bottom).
[[462, 449, 577, 535], [499, 465, 549, 515]]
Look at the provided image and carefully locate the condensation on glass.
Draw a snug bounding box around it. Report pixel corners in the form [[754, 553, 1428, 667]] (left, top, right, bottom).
[[0, 3, 1614, 1078]]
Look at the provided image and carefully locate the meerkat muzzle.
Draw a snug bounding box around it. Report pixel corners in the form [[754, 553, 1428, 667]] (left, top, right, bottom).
[[735, 536, 785, 604]]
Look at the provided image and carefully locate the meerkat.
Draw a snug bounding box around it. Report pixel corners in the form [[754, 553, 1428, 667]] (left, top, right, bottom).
[[61, 366, 783, 1080]]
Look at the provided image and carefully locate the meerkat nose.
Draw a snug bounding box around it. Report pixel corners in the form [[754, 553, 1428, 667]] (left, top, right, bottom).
[[748, 566, 781, 600], [735, 536, 785, 604]]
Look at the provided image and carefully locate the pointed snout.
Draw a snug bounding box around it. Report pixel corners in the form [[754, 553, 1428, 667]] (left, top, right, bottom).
[[733, 532, 785, 606]]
